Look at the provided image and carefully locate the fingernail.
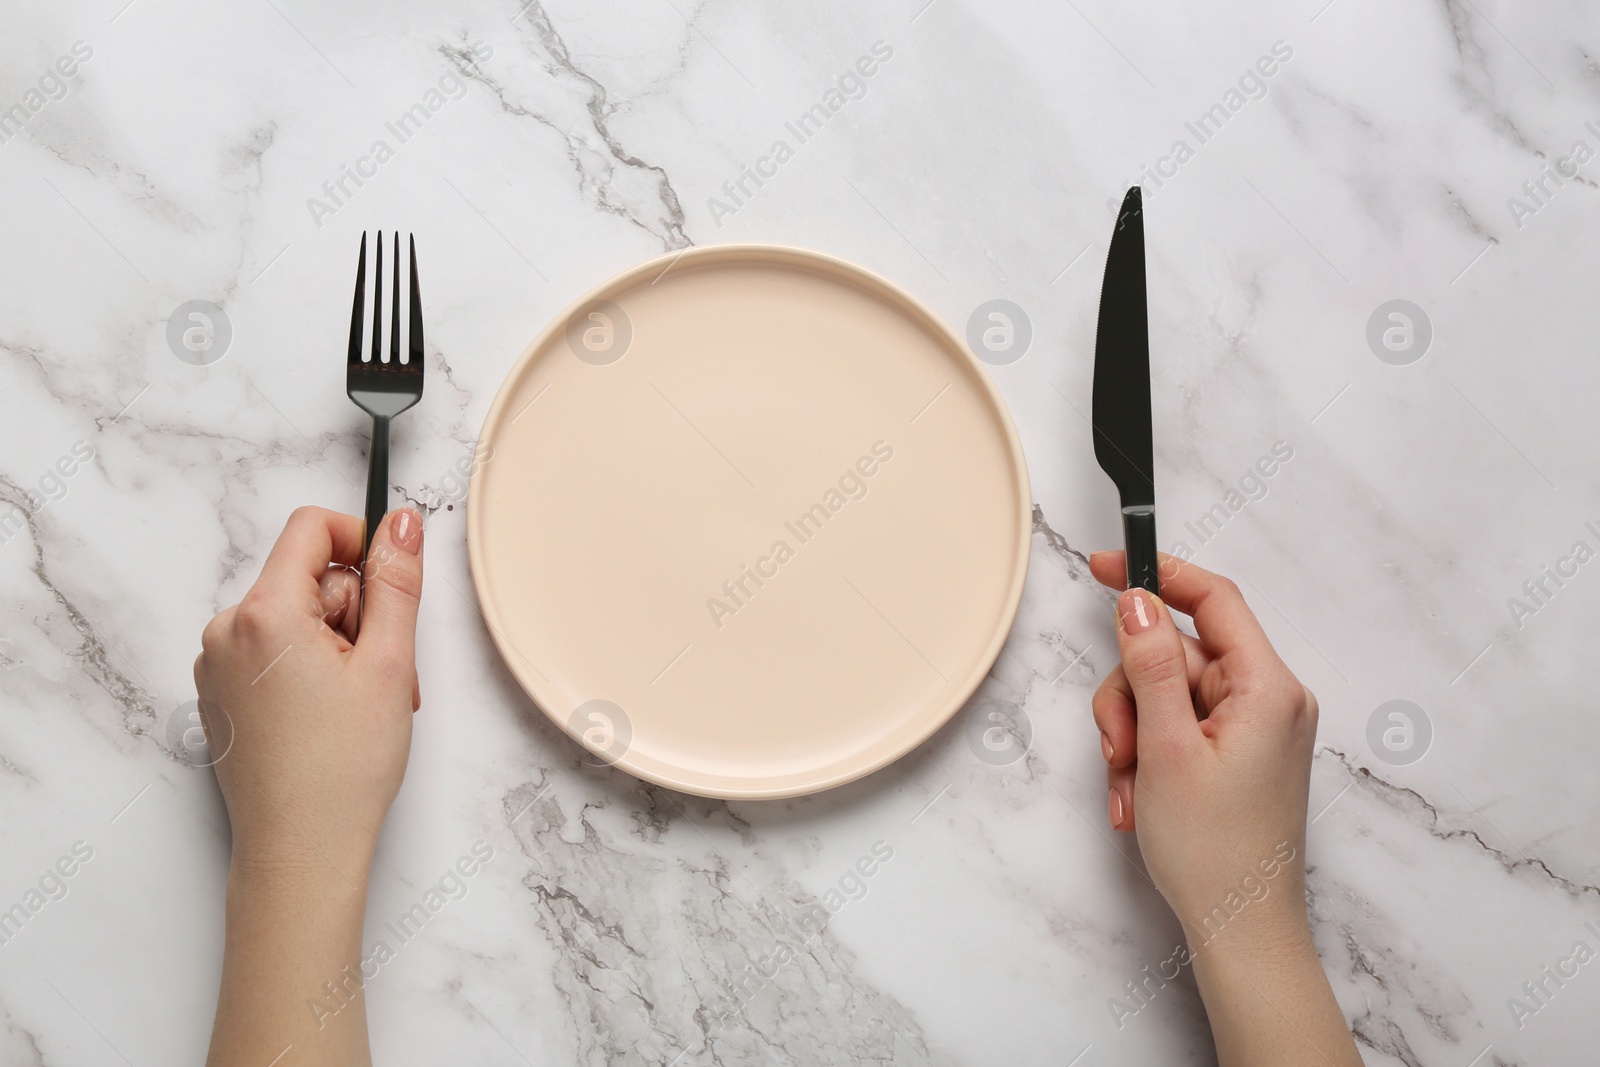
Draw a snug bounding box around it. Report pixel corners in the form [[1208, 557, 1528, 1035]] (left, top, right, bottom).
[[1108, 787, 1124, 829], [1100, 730, 1113, 764], [1117, 589, 1157, 634], [393, 509, 423, 555]]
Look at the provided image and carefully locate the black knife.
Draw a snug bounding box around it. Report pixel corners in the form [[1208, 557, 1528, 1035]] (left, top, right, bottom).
[[1092, 186, 1159, 596]]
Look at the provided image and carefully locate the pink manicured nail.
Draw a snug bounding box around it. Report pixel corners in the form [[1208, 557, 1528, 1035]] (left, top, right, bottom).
[[1100, 730, 1114, 764], [1108, 787, 1124, 829], [393, 509, 423, 555], [1118, 589, 1156, 634]]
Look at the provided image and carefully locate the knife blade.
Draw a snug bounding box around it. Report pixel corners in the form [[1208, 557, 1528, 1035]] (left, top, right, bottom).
[[1092, 186, 1159, 595]]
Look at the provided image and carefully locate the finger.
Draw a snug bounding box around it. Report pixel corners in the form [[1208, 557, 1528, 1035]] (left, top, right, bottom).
[[1088, 549, 1130, 591], [199, 605, 237, 656], [1094, 548, 1196, 592], [1097, 634, 1212, 705], [1093, 634, 1213, 767], [1092, 674, 1136, 768], [1108, 763, 1136, 832], [1092, 550, 1272, 658], [317, 566, 362, 644], [1114, 588, 1201, 752], [354, 509, 424, 674], [258, 507, 365, 598], [412, 673, 421, 712]]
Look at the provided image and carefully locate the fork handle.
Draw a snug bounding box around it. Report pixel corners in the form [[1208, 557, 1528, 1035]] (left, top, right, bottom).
[[363, 413, 391, 564]]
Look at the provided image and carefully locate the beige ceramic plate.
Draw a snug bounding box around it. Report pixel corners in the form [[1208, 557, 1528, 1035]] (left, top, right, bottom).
[[468, 244, 1029, 799]]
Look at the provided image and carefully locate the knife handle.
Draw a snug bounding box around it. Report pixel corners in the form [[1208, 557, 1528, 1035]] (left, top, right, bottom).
[[1121, 506, 1160, 596]]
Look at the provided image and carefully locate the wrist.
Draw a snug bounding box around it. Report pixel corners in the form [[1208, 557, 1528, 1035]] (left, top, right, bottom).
[[1175, 874, 1311, 961], [214, 828, 375, 1065], [1186, 900, 1315, 983], [1162, 840, 1312, 962], [228, 831, 375, 897]]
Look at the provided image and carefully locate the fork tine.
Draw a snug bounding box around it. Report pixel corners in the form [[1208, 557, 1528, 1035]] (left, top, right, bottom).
[[408, 234, 424, 374], [371, 231, 383, 364], [347, 232, 367, 366], [390, 231, 401, 365]]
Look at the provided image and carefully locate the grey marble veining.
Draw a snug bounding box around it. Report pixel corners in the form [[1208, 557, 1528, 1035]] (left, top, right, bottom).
[[1, 0, 1598, 1064]]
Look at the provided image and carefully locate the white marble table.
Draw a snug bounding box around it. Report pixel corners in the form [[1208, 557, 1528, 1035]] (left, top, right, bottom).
[[2, 1, 1596, 1063]]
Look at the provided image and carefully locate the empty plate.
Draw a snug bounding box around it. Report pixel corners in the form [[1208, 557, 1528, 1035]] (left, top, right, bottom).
[[468, 244, 1029, 798]]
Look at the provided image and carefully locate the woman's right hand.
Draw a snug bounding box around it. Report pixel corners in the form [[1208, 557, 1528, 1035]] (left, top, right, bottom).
[[1086, 552, 1361, 1067], [1088, 552, 1317, 937]]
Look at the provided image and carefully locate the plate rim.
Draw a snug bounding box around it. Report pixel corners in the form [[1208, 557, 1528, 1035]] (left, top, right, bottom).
[[467, 242, 1031, 799]]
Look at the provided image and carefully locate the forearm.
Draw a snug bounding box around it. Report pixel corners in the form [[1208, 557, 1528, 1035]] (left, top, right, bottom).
[[1190, 919, 1363, 1067], [207, 846, 375, 1067]]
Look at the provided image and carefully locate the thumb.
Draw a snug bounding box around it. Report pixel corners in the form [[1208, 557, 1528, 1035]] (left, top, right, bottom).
[[1114, 588, 1200, 754], [357, 508, 424, 671]]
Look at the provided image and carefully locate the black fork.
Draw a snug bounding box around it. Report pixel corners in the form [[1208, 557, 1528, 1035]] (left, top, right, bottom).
[[346, 231, 424, 565]]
